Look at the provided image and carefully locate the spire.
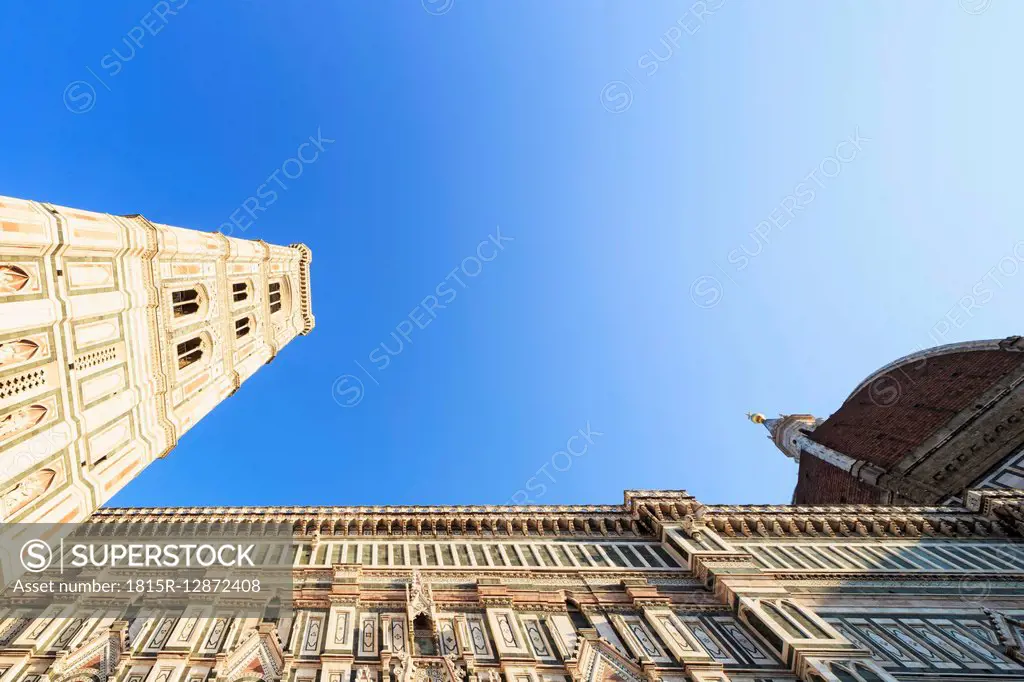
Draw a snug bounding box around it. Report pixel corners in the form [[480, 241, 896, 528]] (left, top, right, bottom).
[[747, 412, 786, 445], [748, 412, 888, 490], [747, 413, 820, 463]]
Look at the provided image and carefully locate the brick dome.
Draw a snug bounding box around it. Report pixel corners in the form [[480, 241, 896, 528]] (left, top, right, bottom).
[[794, 337, 1024, 504]]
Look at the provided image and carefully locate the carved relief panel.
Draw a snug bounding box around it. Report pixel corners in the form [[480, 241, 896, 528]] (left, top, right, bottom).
[[300, 613, 325, 657], [199, 619, 229, 655], [326, 606, 355, 654], [466, 615, 494, 658], [612, 615, 670, 664], [644, 609, 699, 659], [519, 615, 556, 663], [144, 617, 177, 653], [390, 614, 409, 655], [167, 609, 206, 650], [435, 617, 458, 656], [675, 616, 739, 666], [708, 615, 776, 668], [13, 605, 60, 647], [50, 617, 86, 651], [358, 613, 378, 658], [485, 609, 529, 658]]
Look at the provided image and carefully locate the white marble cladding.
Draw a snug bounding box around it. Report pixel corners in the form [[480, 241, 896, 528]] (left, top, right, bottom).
[[734, 539, 1024, 573], [297, 540, 678, 569]]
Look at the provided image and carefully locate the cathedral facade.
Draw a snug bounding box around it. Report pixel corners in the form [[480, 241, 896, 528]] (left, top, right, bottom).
[[1, 489, 1024, 682]]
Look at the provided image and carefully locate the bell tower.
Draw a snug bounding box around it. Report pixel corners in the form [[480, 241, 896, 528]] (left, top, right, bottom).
[[0, 194, 314, 526]]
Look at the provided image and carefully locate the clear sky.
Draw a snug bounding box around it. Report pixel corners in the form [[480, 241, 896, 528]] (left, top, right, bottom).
[[2, 1, 1022, 508]]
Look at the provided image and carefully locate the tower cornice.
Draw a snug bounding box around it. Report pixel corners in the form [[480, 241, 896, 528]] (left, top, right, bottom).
[[290, 242, 315, 335]]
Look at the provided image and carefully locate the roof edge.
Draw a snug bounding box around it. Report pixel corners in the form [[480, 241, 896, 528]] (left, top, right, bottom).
[[845, 336, 1024, 404]]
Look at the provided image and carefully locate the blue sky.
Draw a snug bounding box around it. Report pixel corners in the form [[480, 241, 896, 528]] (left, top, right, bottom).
[[2, 1, 1022, 507]]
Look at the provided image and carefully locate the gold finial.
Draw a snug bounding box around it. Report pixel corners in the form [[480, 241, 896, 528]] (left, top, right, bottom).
[[747, 412, 766, 424]]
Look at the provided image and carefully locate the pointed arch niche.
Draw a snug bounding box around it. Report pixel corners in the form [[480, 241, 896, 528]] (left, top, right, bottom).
[[0, 264, 31, 294]]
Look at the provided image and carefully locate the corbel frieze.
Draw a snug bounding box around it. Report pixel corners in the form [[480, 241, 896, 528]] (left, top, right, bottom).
[[986, 608, 1024, 663], [772, 572, 1024, 583]]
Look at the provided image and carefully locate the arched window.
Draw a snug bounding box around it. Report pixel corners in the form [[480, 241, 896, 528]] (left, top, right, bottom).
[[232, 281, 249, 303], [172, 288, 201, 318], [268, 281, 283, 314], [235, 317, 252, 339], [176, 337, 204, 370]]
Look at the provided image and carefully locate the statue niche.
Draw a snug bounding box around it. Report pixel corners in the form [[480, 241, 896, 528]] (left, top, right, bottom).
[[406, 570, 439, 657], [413, 614, 437, 657]]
